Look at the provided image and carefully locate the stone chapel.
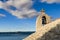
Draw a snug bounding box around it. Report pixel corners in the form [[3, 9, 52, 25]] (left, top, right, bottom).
[[36, 9, 51, 31], [23, 9, 60, 40]]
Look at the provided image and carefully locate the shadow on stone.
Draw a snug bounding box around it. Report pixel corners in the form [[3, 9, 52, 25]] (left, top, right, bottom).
[[37, 24, 60, 40]]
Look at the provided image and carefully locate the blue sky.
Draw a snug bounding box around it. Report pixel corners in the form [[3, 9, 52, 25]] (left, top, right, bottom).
[[0, 0, 60, 32]]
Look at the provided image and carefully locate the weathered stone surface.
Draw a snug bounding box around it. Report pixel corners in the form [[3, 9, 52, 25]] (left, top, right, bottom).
[[36, 9, 51, 31], [37, 24, 60, 40], [23, 19, 60, 40]]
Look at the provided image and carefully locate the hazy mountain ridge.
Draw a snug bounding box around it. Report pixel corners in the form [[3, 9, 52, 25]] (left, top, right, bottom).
[[0, 31, 35, 34], [0, 31, 35, 36]]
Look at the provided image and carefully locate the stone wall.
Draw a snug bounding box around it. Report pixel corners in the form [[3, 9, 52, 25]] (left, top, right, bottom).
[[37, 24, 60, 40], [23, 19, 60, 40]]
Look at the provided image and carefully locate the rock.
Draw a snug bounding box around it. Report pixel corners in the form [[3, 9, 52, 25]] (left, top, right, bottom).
[[37, 24, 60, 40]]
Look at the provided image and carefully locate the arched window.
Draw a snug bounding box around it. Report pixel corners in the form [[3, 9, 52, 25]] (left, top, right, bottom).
[[42, 16, 46, 25]]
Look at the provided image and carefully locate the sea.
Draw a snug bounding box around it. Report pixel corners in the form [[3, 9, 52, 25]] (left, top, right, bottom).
[[0, 32, 34, 40]]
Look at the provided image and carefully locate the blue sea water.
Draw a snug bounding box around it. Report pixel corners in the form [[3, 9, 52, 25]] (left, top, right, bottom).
[[0, 32, 34, 40]]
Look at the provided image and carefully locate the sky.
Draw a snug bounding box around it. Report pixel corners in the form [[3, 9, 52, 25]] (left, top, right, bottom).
[[0, 0, 60, 32]]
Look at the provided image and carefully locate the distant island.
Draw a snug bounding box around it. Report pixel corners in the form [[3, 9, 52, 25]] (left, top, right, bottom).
[[0, 31, 35, 36], [0, 31, 35, 34]]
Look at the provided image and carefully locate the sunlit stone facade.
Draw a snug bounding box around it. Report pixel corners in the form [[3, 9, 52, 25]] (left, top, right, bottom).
[[36, 9, 51, 31]]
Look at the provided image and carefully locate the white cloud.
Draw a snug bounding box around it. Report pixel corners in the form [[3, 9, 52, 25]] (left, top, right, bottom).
[[0, 1, 4, 8], [0, 14, 6, 17], [10, 9, 39, 19], [41, 0, 60, 4], [0, 0, 39, 19]]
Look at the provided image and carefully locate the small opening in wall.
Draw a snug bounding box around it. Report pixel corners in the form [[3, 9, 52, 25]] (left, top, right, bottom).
[[42, 16, 46, 25]]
